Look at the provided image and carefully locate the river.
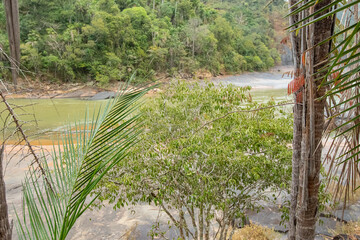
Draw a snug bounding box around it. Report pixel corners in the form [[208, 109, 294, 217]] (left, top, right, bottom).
[[212, 70, 293, 102], [1, 70, 293, 144], [1, 98, 106, 144]]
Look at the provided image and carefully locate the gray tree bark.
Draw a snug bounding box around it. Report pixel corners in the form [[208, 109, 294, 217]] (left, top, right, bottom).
[[288, 1, 302, 239], [0, 145, 12, 240], [4, 0, 21, 87], [289, 1, 334, 239]]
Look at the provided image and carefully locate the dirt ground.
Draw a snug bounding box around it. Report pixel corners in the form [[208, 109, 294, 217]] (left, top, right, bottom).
[[1, 77, 115, 99]]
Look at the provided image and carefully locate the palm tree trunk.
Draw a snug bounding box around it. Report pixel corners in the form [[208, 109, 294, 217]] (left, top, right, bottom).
[[289, 1, 334, 239], [0, 145, 12, 240], [290, 103, 302, 240], [288, 1, 302, 239]]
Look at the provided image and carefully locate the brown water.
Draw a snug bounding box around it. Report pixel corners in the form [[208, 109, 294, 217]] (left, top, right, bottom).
[[0, 98, 107, 144]]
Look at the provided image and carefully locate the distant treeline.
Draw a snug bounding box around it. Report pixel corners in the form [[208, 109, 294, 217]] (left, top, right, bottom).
[[0, 0, 286, 84]]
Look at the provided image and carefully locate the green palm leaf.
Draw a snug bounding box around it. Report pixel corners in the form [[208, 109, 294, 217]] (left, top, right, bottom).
[[16, 83, 151, 240]]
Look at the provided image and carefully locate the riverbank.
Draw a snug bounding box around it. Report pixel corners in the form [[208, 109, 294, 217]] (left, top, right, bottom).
[[1, 79, 114, 99], [0, 66, 293, 99]]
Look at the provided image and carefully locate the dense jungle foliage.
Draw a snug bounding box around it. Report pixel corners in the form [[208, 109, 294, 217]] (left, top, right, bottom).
[[0, 0, 286, 84]]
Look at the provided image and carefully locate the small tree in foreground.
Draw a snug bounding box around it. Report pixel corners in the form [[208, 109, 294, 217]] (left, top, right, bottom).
[[98, 81, 293, 240]]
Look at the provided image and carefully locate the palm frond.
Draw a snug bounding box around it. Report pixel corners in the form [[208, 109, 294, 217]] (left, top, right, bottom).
[[15, 83, 151, 240]]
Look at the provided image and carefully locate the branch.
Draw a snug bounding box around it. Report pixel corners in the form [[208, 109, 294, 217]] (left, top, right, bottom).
[[0, 91, 54, 192], [193, 102, 294, 136]]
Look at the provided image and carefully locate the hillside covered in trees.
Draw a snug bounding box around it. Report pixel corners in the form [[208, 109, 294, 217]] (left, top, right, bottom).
[[0, 0, 287, 84]]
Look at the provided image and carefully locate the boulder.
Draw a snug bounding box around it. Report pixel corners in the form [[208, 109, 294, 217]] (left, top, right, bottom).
[[89, 91, 116, 100]]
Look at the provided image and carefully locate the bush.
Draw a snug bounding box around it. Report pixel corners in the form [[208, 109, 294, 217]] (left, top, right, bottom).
[[97, 81, 293, 239]]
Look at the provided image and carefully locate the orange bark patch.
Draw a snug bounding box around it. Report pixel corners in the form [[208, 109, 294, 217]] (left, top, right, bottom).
[[288, 74, 305, 103]]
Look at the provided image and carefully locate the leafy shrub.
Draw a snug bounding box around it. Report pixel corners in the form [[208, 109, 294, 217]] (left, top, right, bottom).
[[97, 81, 293, 239]]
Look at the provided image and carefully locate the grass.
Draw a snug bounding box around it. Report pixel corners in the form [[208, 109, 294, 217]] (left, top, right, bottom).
[[326, 180, 360, 208], [230, 224, 281, 240], [331, 221, 360, 238]]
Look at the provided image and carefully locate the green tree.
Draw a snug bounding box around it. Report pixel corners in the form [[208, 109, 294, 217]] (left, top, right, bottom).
[[97, 81, 293, 240], [1, 0, 287, 83]]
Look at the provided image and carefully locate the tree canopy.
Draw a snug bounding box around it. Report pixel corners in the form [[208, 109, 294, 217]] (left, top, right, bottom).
[[0, 0, 286, 84]]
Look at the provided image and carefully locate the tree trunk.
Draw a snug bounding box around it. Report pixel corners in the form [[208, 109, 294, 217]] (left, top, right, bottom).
[[0, 145, 12, 240], [289, 1, 334, 239], [4, 0, 21, 87], [288, 1, 302, 239]]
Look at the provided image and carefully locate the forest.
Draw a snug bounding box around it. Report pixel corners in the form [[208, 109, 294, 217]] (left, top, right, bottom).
[[0, 0, 286, 84]]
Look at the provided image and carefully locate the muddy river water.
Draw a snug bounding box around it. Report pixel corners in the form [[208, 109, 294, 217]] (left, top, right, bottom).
[[1, 70, 293, 144]]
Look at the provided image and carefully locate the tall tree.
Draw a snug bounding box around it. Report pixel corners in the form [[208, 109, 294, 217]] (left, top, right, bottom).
[[4, 0, 20, 87], [288, 1, 302, 239], [288, 1, 334, 239]]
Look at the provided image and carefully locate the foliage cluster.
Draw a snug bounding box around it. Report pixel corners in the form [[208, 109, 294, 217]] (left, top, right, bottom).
[[96, 81, 293, 239], [0, 0, 286, 84]]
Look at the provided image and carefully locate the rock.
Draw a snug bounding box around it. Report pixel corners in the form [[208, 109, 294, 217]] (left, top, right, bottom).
[[89, 91, 116, 100]]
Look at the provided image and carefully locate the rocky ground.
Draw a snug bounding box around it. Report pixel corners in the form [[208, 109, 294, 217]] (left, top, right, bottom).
[[4, 142, 360, 240]]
